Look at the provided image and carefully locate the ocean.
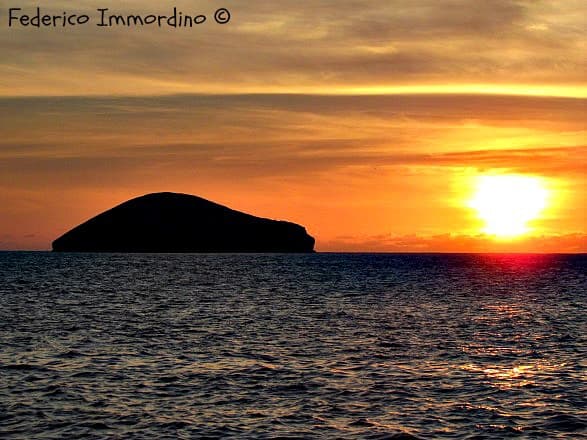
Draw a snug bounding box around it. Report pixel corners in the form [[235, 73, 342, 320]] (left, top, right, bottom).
[[0, 252, 585, 439]]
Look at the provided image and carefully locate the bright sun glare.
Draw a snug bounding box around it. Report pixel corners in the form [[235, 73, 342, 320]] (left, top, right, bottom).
[[469, 175, 550, 239]]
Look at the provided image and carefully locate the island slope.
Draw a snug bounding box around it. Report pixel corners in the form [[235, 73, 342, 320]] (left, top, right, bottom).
[[52, 192, 315, 253]]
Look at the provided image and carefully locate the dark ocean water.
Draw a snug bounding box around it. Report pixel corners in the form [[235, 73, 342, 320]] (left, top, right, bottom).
[[0, 252, 585, 439]]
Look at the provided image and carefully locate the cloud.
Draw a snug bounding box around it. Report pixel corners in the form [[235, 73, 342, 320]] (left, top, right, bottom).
[[1, 0, 585, 95], [321, 232, 587, 253], [0, 94, 584, 175]]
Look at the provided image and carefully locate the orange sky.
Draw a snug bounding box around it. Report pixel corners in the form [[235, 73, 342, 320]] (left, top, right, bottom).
[[0, 1, 585, 251]]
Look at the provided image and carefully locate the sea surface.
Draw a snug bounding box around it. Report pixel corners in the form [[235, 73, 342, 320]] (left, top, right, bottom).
[[0, 252, 585, 439]]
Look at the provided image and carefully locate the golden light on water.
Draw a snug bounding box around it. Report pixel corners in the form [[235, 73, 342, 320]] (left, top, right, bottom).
[[468, 175, 550, 239]]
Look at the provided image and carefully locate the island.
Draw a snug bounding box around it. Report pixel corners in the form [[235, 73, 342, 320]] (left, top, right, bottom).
[[52, 192, 315, 253]]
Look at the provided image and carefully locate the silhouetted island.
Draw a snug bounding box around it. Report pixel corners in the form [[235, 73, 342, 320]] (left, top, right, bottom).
[[52, 192, 315, 253]]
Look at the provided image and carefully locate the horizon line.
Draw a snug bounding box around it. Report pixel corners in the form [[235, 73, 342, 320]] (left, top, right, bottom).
[[1, 250, 585, 255]]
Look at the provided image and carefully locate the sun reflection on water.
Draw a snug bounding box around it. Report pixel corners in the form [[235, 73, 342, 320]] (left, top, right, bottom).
[[461, 362, 566, 390]]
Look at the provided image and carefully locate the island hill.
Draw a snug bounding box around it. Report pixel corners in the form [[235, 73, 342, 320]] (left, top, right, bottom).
[[52, 192, 315, 253]]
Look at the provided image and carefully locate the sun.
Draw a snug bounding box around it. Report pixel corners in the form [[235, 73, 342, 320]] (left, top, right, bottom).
[[468, 175, 549, 238]]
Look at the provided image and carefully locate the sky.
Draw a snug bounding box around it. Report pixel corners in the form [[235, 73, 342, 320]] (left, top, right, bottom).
[[0, 0, 585, 251]]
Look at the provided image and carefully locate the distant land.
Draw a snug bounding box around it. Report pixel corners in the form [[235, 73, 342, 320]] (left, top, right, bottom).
[[52, 192, 315, 253]]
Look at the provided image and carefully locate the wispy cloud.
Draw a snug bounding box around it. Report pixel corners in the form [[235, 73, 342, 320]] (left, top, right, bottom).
[[1, 0, 585, 96], [1, 94, 584, 185]]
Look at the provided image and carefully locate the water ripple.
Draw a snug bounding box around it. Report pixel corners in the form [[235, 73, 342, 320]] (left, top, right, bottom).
[[0, 252, 585, 439]]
